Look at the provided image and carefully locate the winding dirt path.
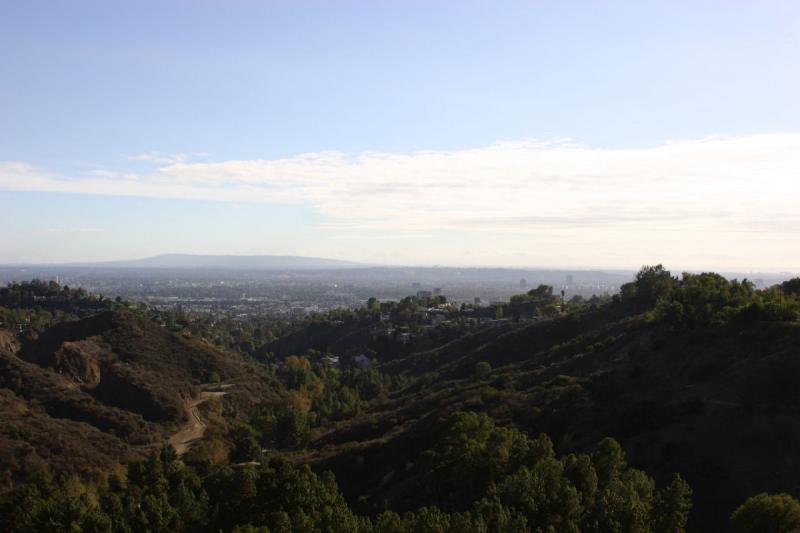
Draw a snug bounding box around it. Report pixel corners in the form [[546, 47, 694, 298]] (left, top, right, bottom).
[[169, 384, 231, 456]]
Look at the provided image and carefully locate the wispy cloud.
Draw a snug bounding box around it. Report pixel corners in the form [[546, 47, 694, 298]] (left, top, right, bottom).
[[127, 151, 188, 165], [2, 133, 800, 241]]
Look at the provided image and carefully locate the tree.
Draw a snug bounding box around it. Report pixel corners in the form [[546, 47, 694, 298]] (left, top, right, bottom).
[[367, 297, 380, 312], [475, 362, 492, 379], [780, 278, 800, 297], [528, 284, 554, 300], [495, 460, 582, 531], [230, 422, 262, 462], [620, 265, 674, 310], [275, 406, 310, 448], [593, 437, 626, 487], [658, 272, 756, 327], [653, 474, 692, 533], [279, 356, 312, 389], [730, 493, 800, 533], [563, 453, 598, 506], [430, 412, 532, 507], [373, 510, 404, 533]]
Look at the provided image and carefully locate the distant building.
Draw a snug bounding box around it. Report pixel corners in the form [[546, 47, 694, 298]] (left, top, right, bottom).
[[520, 278, 527, 289], [416, 290, 432, 299], [566, 274, 574, 286], [474, 297, 482, 305], [432, 287, 443, 296], [322, 355, 340, 368]]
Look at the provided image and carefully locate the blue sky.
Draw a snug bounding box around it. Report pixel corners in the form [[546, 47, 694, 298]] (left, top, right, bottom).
[[1, 1, 799, 269]]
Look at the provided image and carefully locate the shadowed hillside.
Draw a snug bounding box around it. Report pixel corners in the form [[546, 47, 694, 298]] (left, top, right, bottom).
[[1, 270, 800, 531], [267, 269, 800, 531]]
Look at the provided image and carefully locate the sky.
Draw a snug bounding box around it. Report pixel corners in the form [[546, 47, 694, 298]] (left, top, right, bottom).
[[1, 0, 799, 270]]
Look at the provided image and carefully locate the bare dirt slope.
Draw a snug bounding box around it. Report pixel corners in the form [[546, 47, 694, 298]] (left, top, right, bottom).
[[169, 385, 231, 455]]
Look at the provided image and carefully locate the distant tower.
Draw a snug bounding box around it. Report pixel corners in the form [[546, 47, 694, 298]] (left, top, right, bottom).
[[566, 274, 573, 287], [520, 278, 527, 290]]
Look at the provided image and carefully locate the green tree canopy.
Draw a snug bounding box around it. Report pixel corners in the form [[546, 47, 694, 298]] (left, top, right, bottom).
[[730, 493, 800, 533]]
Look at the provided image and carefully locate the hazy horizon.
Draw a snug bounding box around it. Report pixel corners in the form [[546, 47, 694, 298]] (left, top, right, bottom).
[[1, 252, 797, 277]]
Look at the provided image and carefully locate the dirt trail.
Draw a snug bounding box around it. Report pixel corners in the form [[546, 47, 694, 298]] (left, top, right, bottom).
[[169, 384, 231, 456]]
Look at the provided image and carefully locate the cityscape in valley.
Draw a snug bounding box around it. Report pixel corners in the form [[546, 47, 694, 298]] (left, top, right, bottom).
[[0, 255, 791, 320], [0, 258, 633, 317], [3, 1, 800, 532]]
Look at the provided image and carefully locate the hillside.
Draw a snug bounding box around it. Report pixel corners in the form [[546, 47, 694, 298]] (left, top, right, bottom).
[[0, 309, 264, 490], [254, 271, 800, 531], [1, 270, 800, 532], [298, 315, 798, 529]]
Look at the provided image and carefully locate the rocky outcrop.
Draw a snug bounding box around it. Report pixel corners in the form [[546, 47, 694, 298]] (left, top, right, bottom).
[[52, 341, 103, 388]]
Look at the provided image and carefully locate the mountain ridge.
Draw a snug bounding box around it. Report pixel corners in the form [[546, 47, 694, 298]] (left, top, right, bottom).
[[1, 253, 369, 270], [78, 253, 369, 270]]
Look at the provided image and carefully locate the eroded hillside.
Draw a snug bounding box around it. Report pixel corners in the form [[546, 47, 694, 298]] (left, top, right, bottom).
[[0, 309, 265, 490]]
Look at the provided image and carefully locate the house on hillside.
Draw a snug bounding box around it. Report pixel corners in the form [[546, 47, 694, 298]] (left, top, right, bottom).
[[322, 355, 340, 368]]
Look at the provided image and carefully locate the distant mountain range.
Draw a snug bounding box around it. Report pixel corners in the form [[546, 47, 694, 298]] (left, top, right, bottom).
[[67, 254, 369, 270]]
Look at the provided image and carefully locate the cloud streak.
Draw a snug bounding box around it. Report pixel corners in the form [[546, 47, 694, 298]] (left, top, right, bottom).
[[2, 134, 799, 238], [126, 151, 189, 165]]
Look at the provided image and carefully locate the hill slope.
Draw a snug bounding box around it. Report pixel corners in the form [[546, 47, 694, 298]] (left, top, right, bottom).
[[0, 310, 262, 490], [284, 307, 800, 530], [2, 271, 799, 531]]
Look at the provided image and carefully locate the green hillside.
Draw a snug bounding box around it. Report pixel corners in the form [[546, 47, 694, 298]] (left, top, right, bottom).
[[1, 268, 799, 532]]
